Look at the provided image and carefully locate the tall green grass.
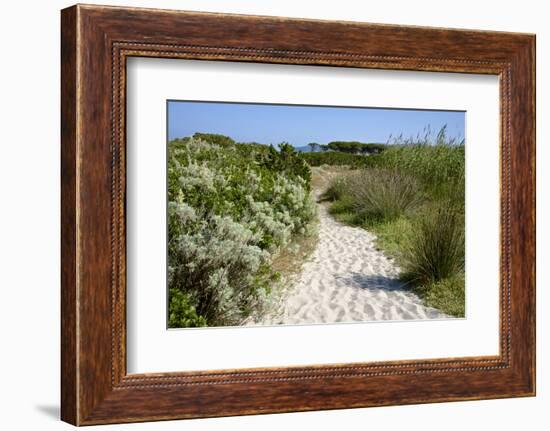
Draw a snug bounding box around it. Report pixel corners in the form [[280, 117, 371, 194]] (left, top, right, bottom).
[[325, 138, 465, 317], [364, 143, 465, 202], [401, 205, 465, 285], [324, 169, 422, 226], [347, 169, 423, 225], [322, 175, 352, 201]]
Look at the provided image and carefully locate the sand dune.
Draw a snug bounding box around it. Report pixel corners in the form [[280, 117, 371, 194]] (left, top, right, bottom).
[[258, 168, 449, 325]]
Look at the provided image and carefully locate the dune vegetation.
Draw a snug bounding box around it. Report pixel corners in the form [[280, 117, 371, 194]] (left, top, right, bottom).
[[323, 128, 465, 317], [167, 134, 317, 327], [301, 151, 371, 168], [168, 125, 465, 327]]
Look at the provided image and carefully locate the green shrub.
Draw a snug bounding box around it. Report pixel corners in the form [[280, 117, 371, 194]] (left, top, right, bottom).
[[301, 151, 370, 168], [259, 143, 312, 188], [401, 205, 465, 285], [167, 137, 317, 327], [168, 289, 207, 328], [193, 132, 236, 147], [168, 205, 273, 326], [326, 141, 387, 154]]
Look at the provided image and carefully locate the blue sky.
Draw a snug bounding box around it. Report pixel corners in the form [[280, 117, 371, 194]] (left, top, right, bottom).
[[168, 100, 465, 146]]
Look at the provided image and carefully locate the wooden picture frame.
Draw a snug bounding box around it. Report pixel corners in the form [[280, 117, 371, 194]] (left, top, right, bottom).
[[61, 4, 535, 426]]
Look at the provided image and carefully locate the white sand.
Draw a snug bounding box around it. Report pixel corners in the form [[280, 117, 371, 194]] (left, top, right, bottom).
[[259, 169, 449, 325]]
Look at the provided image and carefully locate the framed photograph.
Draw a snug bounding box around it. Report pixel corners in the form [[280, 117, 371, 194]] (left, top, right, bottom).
[[61, 4, 536, 425]]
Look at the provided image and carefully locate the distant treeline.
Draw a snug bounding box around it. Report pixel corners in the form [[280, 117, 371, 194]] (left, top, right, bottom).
[[178, 133, 388, 169], [308, 141, 387, 154], [190, 133, 387, 155], [300, 152, 370, 168], [191, 132, 274, 152]]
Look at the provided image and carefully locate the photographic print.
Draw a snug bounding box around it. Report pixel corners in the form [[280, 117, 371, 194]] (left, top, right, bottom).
[[167, 101, 465, 328]]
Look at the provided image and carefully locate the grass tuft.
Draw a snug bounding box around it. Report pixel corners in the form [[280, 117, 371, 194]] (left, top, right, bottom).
[[346, 169, 423, 226], [401, 205, 464, 285]]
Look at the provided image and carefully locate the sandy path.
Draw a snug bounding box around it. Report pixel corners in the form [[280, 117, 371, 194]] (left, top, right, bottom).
[[261, 168, 449, 325]]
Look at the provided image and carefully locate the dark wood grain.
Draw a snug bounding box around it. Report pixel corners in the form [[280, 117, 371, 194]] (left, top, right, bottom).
[[60, 5, 78, 425], [60, 4, 535, 425]]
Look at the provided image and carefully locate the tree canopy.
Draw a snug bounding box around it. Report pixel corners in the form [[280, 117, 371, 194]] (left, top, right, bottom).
[[326, 141, 387, 154]]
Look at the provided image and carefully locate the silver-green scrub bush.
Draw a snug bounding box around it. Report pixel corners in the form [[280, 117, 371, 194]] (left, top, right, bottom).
[[167, 137, 316, 327]]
